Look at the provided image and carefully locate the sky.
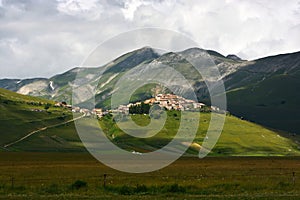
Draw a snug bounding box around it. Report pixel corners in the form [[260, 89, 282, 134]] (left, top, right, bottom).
[[0, 0, 299, 79]]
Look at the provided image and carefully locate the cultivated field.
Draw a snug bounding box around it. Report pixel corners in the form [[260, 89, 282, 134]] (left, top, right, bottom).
[[0, 153, 300, 199]]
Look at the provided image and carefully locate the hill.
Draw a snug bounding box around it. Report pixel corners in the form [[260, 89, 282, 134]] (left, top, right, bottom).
[[224, 51, 300, 134], [0, 88, 80, 151], [96, 111, 300, 156], [1, 88, 299, 155]]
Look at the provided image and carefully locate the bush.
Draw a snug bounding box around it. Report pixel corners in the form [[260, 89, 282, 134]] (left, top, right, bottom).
[[276, 181, 290, 188], [134, 184, 148, 193], [41, 184, 61, 194], [165, 184, 186, 193], [2, 99, 14, 105], [119, 185, 132, 195], [57, 115, 66, 120], [44, 104, 50, 110], [129, 102, 150, 114], [71, 180, 87, 190]]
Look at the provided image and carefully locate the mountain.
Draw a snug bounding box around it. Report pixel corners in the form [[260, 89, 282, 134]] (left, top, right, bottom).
[[224, 51, 300, 134], [226, 54, 243, 61], [1, 88, 299, 155], [0, 47, 300, 134]]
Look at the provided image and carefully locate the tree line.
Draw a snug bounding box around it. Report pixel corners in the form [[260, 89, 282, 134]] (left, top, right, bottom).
[[129, 102, 150, 114]]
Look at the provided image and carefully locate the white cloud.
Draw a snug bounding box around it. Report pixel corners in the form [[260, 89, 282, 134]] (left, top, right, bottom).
[[57, 0, 104, 20], [121, 0, 147, 20], [129, 0, 300, 59], [0, 0, 299, 78]]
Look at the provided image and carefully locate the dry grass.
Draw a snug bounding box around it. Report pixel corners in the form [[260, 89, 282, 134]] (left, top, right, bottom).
[[0, 153, 300, 199]]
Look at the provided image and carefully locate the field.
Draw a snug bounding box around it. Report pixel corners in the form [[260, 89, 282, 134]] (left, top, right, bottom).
[[0, 153, 300, 199]]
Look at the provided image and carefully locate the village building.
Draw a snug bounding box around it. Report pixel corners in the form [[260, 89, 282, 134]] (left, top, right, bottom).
[[151, 93, 206, 111], [118, 105, 129, 114], [72, 106, 81, 113]]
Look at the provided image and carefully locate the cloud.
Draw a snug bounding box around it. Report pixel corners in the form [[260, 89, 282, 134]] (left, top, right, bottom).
[[0, 0, 299, 78], [121, 0, 147, 20], [57, 0, 104, 20]]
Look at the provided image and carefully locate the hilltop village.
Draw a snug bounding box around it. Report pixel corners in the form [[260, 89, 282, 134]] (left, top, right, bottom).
[[54, 94, 221, 119]]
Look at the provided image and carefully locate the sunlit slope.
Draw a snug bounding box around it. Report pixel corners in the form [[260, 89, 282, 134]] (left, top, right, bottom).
[[98, 112, 300, 156], [0, 88, 74, 150], [9, 109, 300, 156]]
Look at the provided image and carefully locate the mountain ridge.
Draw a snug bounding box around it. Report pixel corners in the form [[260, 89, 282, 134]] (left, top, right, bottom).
[[1, 47, 300, 134]]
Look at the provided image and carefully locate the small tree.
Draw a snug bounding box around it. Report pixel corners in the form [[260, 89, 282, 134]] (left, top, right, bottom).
[[44, 103, 51, 111], [129, 103, 150, 114]]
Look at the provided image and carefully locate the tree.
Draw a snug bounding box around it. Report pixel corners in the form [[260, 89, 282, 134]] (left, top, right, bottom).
[[129, 103, 150, 114], [44, 103, 51, 111]]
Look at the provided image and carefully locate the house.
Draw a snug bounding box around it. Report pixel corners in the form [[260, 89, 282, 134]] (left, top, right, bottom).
[[54, 101, 71, 109], [92, 108, 102, 114], [54, 102, 62, 107], [80, 108, 90, 115], [211, 106, 220, 111], [117, 105, 129, 114], [144, 98, 155, 104], [72, 106, 81, 113]]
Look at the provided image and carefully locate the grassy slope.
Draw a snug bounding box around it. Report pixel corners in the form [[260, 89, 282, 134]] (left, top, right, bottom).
[[1, 88, 299, 155], [0, 88, 74, 150], [10, 110, 300, 156], [227, 73, 300, 134], [99, 111, 300, 156]]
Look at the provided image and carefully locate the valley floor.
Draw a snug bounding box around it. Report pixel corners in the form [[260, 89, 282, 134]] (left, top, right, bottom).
[[0, 153, 300, 199]]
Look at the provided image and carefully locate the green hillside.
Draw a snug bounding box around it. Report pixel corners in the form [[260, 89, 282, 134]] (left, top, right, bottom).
[[98, 111, 300, 156], [227, 74, 300, 134], [1, 88, 299, 155], [224, 51, 300, 134], [10, 111, 300, 156], [0, 88, 75, 150]]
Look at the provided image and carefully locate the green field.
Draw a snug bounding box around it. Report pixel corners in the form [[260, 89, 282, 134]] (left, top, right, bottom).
[[0, 153, 300, 199]]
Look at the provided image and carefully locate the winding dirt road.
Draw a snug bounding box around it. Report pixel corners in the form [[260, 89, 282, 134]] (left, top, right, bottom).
[[3, 114, 85, 148]]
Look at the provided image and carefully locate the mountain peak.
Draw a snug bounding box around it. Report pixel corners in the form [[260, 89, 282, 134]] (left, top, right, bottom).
[[139, 46, 153, 50], [135, 46, 156, 54], [179, 47, 225, 58], [226, 54, 243, 61]]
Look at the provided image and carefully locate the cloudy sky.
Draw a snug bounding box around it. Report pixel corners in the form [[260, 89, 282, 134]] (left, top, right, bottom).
[[0, 0, 299, 79]]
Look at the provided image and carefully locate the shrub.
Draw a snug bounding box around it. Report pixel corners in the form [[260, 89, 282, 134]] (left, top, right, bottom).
[[44, 104, 51, 110], [71, 180, 87, 190], [41, 184, 60, 194], [134, 184, 148, 194], [165, 183, 186, 193], [276, 181, 290, 188], [119, 185, 132, 195]]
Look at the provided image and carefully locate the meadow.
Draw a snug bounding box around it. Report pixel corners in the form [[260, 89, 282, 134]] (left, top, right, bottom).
[[99, 111, 300, 156], [0, 153, 300, 199]]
